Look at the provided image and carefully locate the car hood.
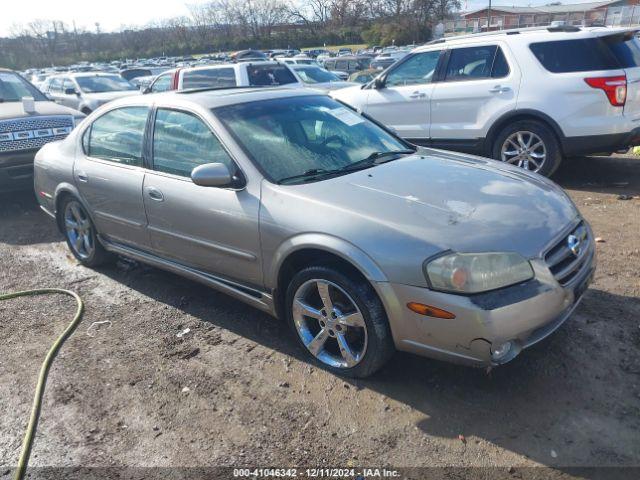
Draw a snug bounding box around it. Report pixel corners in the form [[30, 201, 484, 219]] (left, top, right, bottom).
[[329, 84, 364, 100], [272, 149, 578, 261], [83, 90, 140, 103], [0, 100, 82, 120], [312, 81, 358, 91]]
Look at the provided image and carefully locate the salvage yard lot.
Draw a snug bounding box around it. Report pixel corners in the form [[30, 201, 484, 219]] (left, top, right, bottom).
[[1, 154, 639, 478]]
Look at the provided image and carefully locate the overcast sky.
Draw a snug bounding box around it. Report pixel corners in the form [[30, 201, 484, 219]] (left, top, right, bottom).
[[0, 0, 608, 37]]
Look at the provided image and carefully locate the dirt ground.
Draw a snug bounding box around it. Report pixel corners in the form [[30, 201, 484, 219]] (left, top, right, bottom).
[[1, 155, 639, 480]]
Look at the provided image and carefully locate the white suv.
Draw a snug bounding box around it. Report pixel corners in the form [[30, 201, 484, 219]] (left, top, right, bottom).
[[331, 26, 640, 176]]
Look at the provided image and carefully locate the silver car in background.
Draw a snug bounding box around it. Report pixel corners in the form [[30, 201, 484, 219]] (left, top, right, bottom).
[[34, 88, 595, 377]]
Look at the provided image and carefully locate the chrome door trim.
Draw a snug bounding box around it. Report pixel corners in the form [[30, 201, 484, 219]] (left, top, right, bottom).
[[94, 210, 145, 228], [146, 224, 258, 261]]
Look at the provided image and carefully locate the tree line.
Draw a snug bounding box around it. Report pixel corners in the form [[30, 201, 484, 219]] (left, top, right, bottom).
[[0, 0, 460, 70]]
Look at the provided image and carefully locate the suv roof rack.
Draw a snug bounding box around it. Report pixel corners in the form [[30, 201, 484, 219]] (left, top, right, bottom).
[[427, 24, 583, 44]]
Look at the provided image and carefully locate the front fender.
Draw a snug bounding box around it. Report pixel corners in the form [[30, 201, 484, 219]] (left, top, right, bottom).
[[266, 233, 388, 290]]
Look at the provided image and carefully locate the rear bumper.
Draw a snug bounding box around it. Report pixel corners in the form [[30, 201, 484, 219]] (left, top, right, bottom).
[[0, 149, 37, 193], [562, 127, 640, 156]]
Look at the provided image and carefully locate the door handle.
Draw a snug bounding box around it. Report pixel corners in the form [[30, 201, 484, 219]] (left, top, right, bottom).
[[76, 171, 88, 183], [489, 85, 511, 93], [146, 187, 164, 202], [409, 91, 427, 99]]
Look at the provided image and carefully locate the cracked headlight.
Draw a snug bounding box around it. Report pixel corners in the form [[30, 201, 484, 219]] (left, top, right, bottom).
[[424, 252, 534, 294]]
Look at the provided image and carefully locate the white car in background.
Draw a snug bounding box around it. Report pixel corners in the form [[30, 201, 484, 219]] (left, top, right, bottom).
[[332, 26, 640, 176], [278, 57, 318, 66]]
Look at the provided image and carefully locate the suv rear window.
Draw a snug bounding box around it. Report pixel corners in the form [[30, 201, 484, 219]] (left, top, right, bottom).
[[183, 67, 237, 89], [530, 38, 626, 73], [247, 64, 297, 86]]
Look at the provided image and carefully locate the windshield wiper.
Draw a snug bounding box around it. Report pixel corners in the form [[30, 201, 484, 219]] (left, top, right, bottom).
[[277, 168, 343, 185], [277, 150, 415, 185], [341, 149, 416, 173]]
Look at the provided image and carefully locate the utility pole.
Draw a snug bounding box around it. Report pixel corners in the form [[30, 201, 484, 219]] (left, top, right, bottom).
[[488, 0, 492, 30]]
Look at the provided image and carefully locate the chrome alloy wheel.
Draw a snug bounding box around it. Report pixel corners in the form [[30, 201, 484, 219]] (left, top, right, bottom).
[[500, 131, 547, 172], [292, 279, 368, 369], [64, 200, 94, 260]]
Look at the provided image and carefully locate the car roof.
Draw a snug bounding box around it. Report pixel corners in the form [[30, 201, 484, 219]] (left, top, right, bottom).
[[415, 26, 640, 51], [49, 71, 121, 78], [181, 61, 280, 73], [327, 55, 368, 60], [105, 87, 325, 111]]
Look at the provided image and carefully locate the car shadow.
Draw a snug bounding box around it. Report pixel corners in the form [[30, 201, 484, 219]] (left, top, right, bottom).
[[0, 190, 62, 245], [95, 260, 640, 476], [553, 155, 640, 196]]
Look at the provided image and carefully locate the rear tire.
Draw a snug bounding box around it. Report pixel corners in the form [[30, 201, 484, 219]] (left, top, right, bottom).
[[492, 119, 562, 177], [59, 196, 111, 267], [285, 265, 395, 378]]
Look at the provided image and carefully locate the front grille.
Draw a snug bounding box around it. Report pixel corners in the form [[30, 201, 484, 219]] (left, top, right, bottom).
[[544, 221, 592, 285], [0, 115, 74, 153]]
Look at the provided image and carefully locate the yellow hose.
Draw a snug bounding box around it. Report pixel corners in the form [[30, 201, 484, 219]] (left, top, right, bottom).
[[0, 288, 84, 480]]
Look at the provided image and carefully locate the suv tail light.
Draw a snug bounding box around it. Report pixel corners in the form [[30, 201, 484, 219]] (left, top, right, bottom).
[[585, 75, 627, 106], [171, 69, 181, 90]]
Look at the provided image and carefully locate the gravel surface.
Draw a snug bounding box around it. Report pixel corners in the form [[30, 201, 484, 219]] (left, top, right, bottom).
[[1, 155, 639, 479]]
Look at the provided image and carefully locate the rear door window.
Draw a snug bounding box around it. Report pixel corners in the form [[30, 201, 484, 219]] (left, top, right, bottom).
[[49, 78, 63, 93], [88, 107, 149, 166], [530, 39, 620, 73], [491, 47, 510, 78], [445, 46, 497, 81], [62, 78, 76, 93], [246, 64, 297, 86], [183, 68, 237, 89]]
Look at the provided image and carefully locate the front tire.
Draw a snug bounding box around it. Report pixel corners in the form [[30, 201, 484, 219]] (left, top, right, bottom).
[[492, 120, 562, 176], [59, 197, 111, 267], [285, 265, 395, 378]]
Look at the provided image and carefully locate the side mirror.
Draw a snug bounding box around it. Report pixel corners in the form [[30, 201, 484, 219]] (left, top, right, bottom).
[[65, 87, 78, 95], [374, 76, 385, 89], [142, 86, 151, 94], [191, 162, 233, 187]]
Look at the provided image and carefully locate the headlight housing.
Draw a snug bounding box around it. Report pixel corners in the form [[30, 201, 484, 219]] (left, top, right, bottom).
[[424, 252, 534, 294]]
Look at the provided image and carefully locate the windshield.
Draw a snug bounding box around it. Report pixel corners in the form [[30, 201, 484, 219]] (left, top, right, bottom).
[[121, 69, 152, 80], [0, 71, 47, 102], [76, 75, 136, 93], [215, 96, 410, 184], [294, 66, 340, 84]]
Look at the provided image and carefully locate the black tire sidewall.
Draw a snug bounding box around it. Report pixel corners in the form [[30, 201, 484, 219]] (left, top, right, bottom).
[[492, 120, 562, 177], [285, 265, 394, 378]]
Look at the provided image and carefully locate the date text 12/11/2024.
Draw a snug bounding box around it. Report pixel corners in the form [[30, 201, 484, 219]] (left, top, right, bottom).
[[232, 468, 401, 478]]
